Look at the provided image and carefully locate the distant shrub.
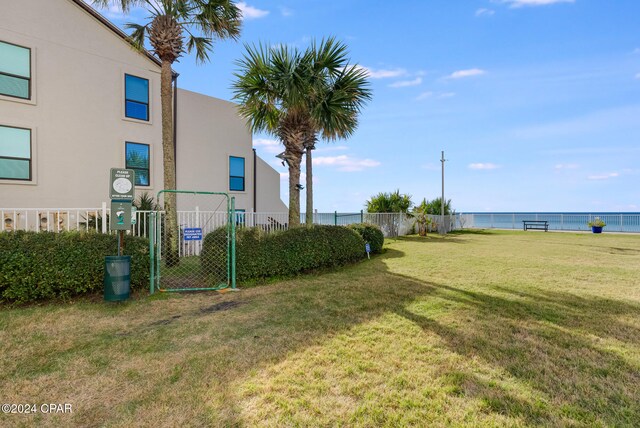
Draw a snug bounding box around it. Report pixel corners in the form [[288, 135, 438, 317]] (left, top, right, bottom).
[[347, 223, 384, 254], [0, 231, 149, 304], [201, 225, 366, 282]]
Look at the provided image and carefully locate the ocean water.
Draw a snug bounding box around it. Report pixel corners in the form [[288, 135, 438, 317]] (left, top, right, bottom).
[[462, 212, 640, 233]]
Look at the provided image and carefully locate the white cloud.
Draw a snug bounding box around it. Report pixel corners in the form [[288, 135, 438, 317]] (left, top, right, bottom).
[[314, 155, 381, 172], [314, 145, 349, 153], [476, 8, 496, 16], [588, 172, 619, 180], [416, 91, 434, 100], [253, 138, 282, 154], [555, 163, 579, 170], [447, 68, 486, 79], [237, 2, 269, 19], [497, 0, 574, 7], [416, 91, 455, 101], [356, 65, 406, 79], [389, 77, 422, 88], [280, 7, 294, 17], [469, 163, 500, 170]]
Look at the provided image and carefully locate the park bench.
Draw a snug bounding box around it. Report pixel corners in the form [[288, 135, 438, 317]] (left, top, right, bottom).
[[523, 220, 548, 232]]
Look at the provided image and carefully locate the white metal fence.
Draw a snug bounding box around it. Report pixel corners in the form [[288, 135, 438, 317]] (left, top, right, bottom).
[[4, 207, 637, 235], [0, 207, 290, 236], [462, 213, 640, 233]]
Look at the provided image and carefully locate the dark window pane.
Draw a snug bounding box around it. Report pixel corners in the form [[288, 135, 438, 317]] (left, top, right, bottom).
[[229, 156, 244, 177], [125, 142, 150, 186], [125, 101, 148, 121], [126, 142, 149, 168], [230, 177, 244, 191], [125, 74, 148, 103], [0, 158, 29, 180], [134, 169, 149, 186], [0, 74, 29, 99]]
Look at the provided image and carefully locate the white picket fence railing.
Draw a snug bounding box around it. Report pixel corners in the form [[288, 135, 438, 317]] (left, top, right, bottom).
[[1, 207, 290, 235], [1, 206, 468, 238]]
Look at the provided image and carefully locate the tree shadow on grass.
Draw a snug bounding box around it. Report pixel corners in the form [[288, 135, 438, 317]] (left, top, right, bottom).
[[395, 235, 469, 244], [392, 274, 640, 426], [6, 246, 640, 426], [448, 229, 497, 236]]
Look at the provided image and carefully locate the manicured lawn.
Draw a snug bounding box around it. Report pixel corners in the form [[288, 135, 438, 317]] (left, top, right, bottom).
[[1, 230, 639, 426]]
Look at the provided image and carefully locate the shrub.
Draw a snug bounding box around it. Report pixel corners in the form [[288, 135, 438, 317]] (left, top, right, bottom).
[[0, 231, 149, 304], [201, 225, 366, 282], [347, 223, 384, 254]]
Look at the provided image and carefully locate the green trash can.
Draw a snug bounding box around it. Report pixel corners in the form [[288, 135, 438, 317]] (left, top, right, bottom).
[[104, 256, 131, 301]]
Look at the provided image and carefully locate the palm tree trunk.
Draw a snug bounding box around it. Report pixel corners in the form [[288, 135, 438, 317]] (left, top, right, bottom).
[[160, 60, 179, 266], [305, 146, 313, 226], [286, 149, 303, 227]]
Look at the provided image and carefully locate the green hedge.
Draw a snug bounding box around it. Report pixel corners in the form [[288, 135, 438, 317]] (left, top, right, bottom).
[[347, 223, 384, 254], [0, 231, 149, 304], [201, 225, 366, 282]]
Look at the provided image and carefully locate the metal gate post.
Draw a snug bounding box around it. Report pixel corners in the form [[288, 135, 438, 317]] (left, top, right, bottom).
[[149, 211, 155, 294], [231, 197, 236, 289]]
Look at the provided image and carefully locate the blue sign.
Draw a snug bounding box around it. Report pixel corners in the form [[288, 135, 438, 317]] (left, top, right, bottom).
[[183, 228, 203, 241], [365, 243, 371, 253]]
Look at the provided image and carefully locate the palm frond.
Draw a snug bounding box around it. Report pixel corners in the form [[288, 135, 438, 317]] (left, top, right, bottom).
[[92, 0, 144, 13], [124, 22, 148, 50], [191, 0, 242, 40], [185, 35, 213, 64]]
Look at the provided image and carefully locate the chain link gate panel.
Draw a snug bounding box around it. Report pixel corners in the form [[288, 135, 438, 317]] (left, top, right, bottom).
[[150, 190, 236, 293]]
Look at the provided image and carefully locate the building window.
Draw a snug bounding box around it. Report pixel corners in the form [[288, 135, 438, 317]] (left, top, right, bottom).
[[229, 156, 245, 191], [125, 142, 150, 186], [0, 41, 31, 100], [124, 74, 149, 121], [0, 125, 31, 180]]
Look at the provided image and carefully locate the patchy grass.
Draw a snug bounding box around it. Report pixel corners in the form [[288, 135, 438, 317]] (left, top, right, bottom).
[[1, 230, 639, 426]]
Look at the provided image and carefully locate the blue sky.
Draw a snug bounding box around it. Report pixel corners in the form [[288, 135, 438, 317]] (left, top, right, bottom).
[[98, 0, 640, 212]]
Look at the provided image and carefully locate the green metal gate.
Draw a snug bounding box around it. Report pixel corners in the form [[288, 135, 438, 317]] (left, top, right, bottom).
[[150, 190, 236, 293]]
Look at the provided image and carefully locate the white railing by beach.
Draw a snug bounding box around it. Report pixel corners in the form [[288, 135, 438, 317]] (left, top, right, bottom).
[[2, 206, 473, 238], [462, 213, 640, 233]]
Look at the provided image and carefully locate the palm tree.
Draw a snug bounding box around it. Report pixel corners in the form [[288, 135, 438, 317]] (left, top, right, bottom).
[[366, 190, 413, 213], [365, 190, 413, 238], [93, 0, 241, 265], [232, 38, 370, 227], [302, 39, 372, 226]]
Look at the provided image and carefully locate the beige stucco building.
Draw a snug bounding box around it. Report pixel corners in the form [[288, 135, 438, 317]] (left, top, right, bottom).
[[0, 0, 286, 217]]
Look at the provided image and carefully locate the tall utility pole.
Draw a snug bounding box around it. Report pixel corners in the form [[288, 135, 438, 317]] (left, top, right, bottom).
[[441, 150, 446, 235]]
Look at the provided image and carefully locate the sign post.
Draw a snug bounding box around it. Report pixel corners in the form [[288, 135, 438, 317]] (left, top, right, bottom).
[[109, 168, 135, 255]]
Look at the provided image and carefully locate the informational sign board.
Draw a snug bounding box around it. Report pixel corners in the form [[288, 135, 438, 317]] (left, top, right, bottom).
[[365, 242, 371, 259], [183, 228, 203, 241], [110, 200, 132, 230], [109, 168, 135, 201]]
